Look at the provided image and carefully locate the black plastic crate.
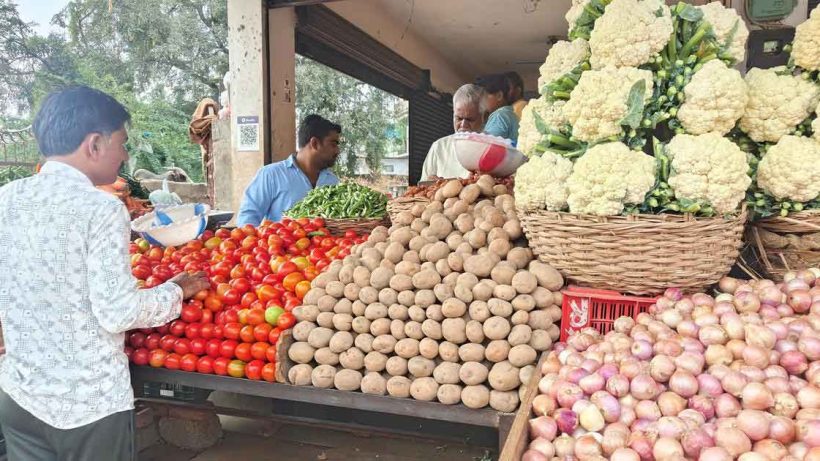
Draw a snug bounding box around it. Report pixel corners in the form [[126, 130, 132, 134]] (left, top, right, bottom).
[[142, 382, 211, 402]]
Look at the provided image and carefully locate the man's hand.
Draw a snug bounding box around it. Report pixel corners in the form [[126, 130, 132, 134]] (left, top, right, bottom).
[[168, 271, 211, 300]]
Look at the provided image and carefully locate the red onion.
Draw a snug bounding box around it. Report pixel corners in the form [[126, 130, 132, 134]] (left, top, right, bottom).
[[630, 375, 659, 400], [742, 344, 771, 369], [579, 372, 605, 394], [798, 336, 820, 361], [650, 355, 676, 383], [655, 339, 683, 357], [613, 316, 636, 333], [631, 340, 653, 360], [682, 427, 715, 458], [665, 287, 684, 301], [705, 344, 733, 367], [620, 358, 645, 379], [753, 439, 789, 458], [660, 308, 684, 328], [769, 322, 789, 340], [712, 302, 735, 317], [700, 325, 729, 345], [681, 337, 705, 353], [715, 426, 752, 457], [628, 432, 654, 460], [688, 395, 715, 420], [700, 446, 733, 461], [777, 303, 795, 317], [765, 377, 792, 394], [739, 365, 766, 383], [760, 306, 781, 320], [788, 290, 813, 313], [738, 453, 768, 461], [697, 374, 723, 397], [776, 339, 798, 353], [714, 393, 741, 417], [786, 278, 810, 292], [721, 370, 748, 397], [656, 416, 687, 439], [653, 436, 684, 459], [766, 364, 788, 379], [532, 394, 557, 417], [553, 434, 575, 457], [791, 441, 809, 459], [719, 277, 740, 294], [746, 324, 776, 349], [692, 292, 715, 307], [780, 350, 808, 374], [772, 392, 799, 418], [695, 312, 720, 327], [598, 363, 619, 380], [657, 391, 686, 416], [737, 409, 770, 441], [669, 370, 698, 398], [797, 385, 819, 410], [529, 416, 558, 440], [556, 381, 584, 408], [760, 285, 785, 306], [580, 358, 602, 373], [610, 448, 640, 461], [769, 416, 796, 444], [568, 333, 596, 351], [554, 408, 578, 434], [674, 351, 704, 376], [796, 269, 817, 285], [677, 320, 699, 338], [528, 437, 555, 457], [742, 382, 775, 410], [575, 433, 602, 459], [591, 391, 621, 423], [797, 419, 820, 447], [635, 400, 661, 421], [567, 367, 591, 384], [734, 291, 761, 313], [790, 375, 808, 393], [539, 374, 559, 396], [606, 374, 630, 398], [619, 406, 636, 426], [520, 450, 548, 461]]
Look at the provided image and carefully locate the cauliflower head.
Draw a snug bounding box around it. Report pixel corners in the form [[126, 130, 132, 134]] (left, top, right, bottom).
[[563, 66, 654, 143], [588, 0, 673, 69], [697, 2, 750, 65], [756, 135, 820, 203], [567, 142, 657, 216], [792, 7, 820, 72], [566, 0, 591, 37], [537, 39, 590, 95], [666, 133, 751, 214], [514, 152, 574, 212], [677, 60, 748, 136], [738, 67, 820, 143], [518, 98, 567, 157]]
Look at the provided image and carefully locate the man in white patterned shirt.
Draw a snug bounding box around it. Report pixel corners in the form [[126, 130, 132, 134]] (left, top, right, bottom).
[[0, 86, 209, 460]]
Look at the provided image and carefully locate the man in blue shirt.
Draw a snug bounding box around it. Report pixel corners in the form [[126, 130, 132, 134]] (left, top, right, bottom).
[[237, 115, 341, 226], [475, 73, 519, 144]]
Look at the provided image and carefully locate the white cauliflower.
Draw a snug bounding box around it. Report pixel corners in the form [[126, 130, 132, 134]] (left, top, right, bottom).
[[792, 7, 820, 72], [567, 142, 657, 216], [666, 133, 751, 214], [514, 152, 574, 212], [565, 0, 591, 35], [537, 39, 590, 95], [677, 60, 748, 136], [563, 66, 654, 143], [588, 0, 673, 69], [697, 2, 750, 65], [738, 67, 820, 143], [518, 98, 567, 157], [756, 135, 820, 203]]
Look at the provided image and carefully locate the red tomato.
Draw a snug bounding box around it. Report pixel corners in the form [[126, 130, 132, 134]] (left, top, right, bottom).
[[284, 298, 300, 312], [268, 328, 282, 345], [227, 360, 246, 378], [245, 359, 264, 380], [200, 309, 213, 325], [251, 324, 271, 343], [200, 323, 215, 340], [256, 284, 278, 302], [156, 324, 170, 335], [276, 261, 298, 276], [215, 228, 231, 240], [173, 338, 192, 356], [239, 325, 256, 344], [124, 346, 134, 361], [261, 363, 276, 382], [240, 292, 258, 309], [344, 230, 357, 239], [212, 324, 224, 339], [132, 265, 152, 280], [265, 344, 278, 363], [164, 353, 182, 370], [219, 340, 238, 359], [160, 335, 177, 352], [250, 342, 269, 361], [223, 309, 240, 324], [142, 333, 160, 350], [184, 323, 202, 340], [146, 247, 163, 261], [132, 348, 150, 366], [277, 312, 296, 330], [196, 356, 215, 374], [144, 276, 163, 288], [128, 332, 146, 349], [282, 272, 305, 292], [230, 278, 251, 294], [246, 308, 266, 326], [169, 320, 187, 337], [180, 354, 198, 372], [222, 322, 242, 340], [203, 295, 223, 312], [206, 339, 222, 359], [190, 338, 207, 356], [294, 280, 311, 300], [213, 357, 230, 376], [234, 343, 253, 362], [149, 349, 168, 368]]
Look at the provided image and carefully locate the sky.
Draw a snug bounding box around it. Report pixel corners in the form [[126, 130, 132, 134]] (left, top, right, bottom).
[[15, 0, 71, 36]]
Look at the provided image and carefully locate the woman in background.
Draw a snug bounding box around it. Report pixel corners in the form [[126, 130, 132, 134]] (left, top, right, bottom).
[[475, 73, 519, 144]]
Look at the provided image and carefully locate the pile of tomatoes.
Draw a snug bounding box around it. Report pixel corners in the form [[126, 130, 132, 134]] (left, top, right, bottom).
[[125, 217, 365, 382]]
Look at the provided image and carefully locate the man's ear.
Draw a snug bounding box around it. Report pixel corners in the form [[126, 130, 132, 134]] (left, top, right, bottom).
[[83, 133, 104, 160], [309, 136, 320, 150]]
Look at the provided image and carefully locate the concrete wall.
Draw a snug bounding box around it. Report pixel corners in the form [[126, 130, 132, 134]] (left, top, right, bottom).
[[268, 8, 298, 163], [326, 1, 470, 94]]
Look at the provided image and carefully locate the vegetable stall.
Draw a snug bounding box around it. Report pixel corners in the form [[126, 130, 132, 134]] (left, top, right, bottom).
[[121, 0, 820, 458]]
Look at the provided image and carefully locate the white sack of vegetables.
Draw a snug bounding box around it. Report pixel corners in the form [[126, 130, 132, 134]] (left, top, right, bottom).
[[287, 176, 566, 411]]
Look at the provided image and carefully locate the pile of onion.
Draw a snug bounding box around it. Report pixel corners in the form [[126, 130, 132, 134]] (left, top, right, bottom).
[[521, 268, 820, 461]]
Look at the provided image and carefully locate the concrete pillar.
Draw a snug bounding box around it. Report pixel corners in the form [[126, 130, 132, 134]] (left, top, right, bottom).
[[227, 0, 268, 213], [268, 8, 297, 163]]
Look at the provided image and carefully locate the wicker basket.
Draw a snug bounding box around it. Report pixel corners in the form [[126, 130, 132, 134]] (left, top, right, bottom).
[[324, 217, 391, 236], [519, 207, 748, 295], [387, 197, 430, 222], [745, 210, 820, 281]]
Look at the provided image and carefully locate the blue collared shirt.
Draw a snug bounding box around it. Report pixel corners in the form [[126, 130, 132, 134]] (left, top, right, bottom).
[[237, 155, 339, 226], [484, 105, 519, 144]]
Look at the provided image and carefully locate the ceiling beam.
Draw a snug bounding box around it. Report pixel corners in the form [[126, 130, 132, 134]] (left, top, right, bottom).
[[267, 0, 343, 8]]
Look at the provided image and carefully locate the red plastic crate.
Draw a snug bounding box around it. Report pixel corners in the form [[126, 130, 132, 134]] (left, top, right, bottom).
[[560, 286, 658, 341]]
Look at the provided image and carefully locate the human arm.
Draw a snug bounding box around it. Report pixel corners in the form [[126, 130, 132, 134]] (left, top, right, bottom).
[[86, 202, 208, 333], [237, 169, 273, 227]]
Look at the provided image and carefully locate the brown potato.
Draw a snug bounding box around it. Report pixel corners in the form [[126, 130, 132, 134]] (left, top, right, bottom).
[[415, 290, 437, 308], [404, 321, 424, 340], [506, 247, 531, 270], [425, 304, 444, 322], [442, 318, 467, 344], [371, 335, 397, 354], [369, 318, 391, 336], [442, 298, 467, 318], [307, 327, 334, 349], [488, 361, 521, 391], [512, 271, 538, 295], [459, 343, 486, 362], [311, 364, 337, 389], [485, 340, 511, 363], [303, 288, 326, 306], [468, 300, 491, 322], [528, 310, 553, 330], [387, 376, 412, 398], [530, 329, 553, 351], [289, 364, 313, 386], [472, 281, 495, 301], [465, 320, 485, 344], [483, 316, 512, 340], [412, 269, 441, 290], [459, 361, 489, 386], [410, 377, 439, 401], [494, 284, 517, 302], [379, 289, 399, 307], [490, 390, 520, 412], [395, 338, 420, 359], [364, 303, 388, 320], [408, 356, 436, 378], [488, 298, 513, 317], [334, 369, 363, 391], [528, 261, 564, 291], [421, 319, 442, 340], [386, 356, 408, 376], [364, 351, 389, 372], [332, 313, 354, 332], [531, 287, 553, 308], [418, 338, 439, 359], [293, 305, 320, 323], [384, 242, 405, 263], [438, 341, 460, 363], [408, 306, 426, 323], [459, 184, 481, 204], [397, 290, 415, 307], [437, 384, 463, 405], [360, 372, 387, 396], [511, 310, 530, 326], [288, 342, 316, 364], [508, 344, 537, 367], [433, 362, 462, 385], [353, 334, 374, 354], [358, 286, 379, 305], [465, 229, 487, 250], [395, 261, 421, 277], [390, 319, 407, 339], [461, 385, 490, 409]]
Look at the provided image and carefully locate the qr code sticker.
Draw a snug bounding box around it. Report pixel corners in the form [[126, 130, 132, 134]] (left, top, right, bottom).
[[237, 123, 259, 151]]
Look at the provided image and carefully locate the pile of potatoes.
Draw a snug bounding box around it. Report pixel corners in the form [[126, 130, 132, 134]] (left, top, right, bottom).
[[288, 175, 564, 412]]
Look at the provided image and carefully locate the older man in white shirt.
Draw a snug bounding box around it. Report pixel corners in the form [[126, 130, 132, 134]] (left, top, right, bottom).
[[419, 84, 487, 182], [0, 86, 209, 460]]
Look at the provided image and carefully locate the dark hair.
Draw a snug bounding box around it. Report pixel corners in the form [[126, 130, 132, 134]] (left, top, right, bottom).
[[505, 71, 524, 93], [298, 114, 342, 148], [32, 86, 131, 157], [474, 74, 511, 100]]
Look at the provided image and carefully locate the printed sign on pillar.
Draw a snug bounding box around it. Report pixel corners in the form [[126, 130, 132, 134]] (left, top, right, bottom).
[[237, 115, 260, 152]]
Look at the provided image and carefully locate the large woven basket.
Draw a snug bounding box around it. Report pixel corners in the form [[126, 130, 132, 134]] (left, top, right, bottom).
[[745, 210, 820, 281], [324, 217, 391, 236], [387, 197, 430, 223], [519, 207, 748, 295]]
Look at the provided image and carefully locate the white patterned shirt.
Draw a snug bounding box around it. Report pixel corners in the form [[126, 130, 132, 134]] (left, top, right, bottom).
[[0, 161, 183, 429]]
